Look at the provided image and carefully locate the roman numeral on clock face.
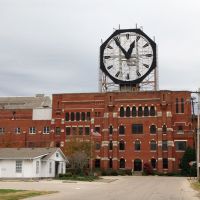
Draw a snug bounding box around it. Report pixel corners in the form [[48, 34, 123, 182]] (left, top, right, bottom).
[[145, 54, 153, 57], [126, 73, 130, 80], [137, 70, 141, 77], [107, 45, 113, 49], [114, 36, 120, 43], [143, 43, 149, 48], [143, 64, 149, 68], [107, 65, 113, 70], [115, 71, 120, 77], [126, 34, 129, 40], [104, 56, 111, 59], [136, 36, 140, 42]]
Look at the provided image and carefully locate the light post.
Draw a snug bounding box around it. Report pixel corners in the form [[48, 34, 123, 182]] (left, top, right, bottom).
[[197, 88, 200, 181]]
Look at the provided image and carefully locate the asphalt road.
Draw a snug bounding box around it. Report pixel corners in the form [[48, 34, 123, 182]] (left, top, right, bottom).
[[0, 176, 199, 200]]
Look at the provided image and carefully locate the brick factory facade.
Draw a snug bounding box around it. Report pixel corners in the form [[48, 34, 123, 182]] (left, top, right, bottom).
[[0, 28, 196, 173]]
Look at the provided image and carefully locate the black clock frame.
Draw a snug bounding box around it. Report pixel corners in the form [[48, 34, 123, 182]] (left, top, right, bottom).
[[100, 29, 157, 85]]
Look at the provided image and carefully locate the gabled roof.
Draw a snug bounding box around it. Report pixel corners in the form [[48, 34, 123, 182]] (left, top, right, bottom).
[[0, 148, 62, 160]]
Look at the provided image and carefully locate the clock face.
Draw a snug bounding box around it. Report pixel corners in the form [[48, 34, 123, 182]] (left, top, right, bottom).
[[100, 29, 156, 84]]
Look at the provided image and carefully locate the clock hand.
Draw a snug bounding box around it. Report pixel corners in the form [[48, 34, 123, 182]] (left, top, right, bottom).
[[113, 37, 128, 58], [126, 41, 135, 59]]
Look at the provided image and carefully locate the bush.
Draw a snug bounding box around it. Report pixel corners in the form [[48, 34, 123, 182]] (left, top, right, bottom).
[[125, 169, 132, 176], [117, 169, 126, 176], [143, 162, 154, 175]]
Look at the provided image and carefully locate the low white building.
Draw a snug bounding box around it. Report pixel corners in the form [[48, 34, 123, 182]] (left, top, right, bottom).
[[0, 148, 67, 178]]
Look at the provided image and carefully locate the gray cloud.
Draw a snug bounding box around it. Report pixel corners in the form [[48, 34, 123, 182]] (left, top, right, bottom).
[[0, 0, 200, 96]]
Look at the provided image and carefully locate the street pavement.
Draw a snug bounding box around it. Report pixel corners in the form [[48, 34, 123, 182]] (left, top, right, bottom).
[[0, 176, 199, 200]]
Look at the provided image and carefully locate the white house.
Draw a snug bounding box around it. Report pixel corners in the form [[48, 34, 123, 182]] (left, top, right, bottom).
[[0, 148, 67, 178]]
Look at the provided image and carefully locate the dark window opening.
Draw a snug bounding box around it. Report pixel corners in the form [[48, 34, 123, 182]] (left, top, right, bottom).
[[81, 112, 85, 121], [134, 159, 142, 171], [126, 106, 130, 117], [95, 159, 100, 168], [175, 141, 186, 151], [109, 141, 113, 150], [144, 106, 149, 116], [150, 106, 156, 116], [119, 158, 125, 168], [85, 127, 90, 135], [72, 127, 77, 135], [135, 140, 141, 151], [119, 141, 125, 150], [150, 125, 157, 134], [138, 106, 143, 117], [71, 112, 75, 121], [55, 127, 61, 135], [132, 106, 137, 117], [132, 124, 143, 134], [109, 158, 113, 168], [162, 125, 167, 133], [86, 112, 91, 120], [76, 112, 80, 121], [65, 112, 70, 121], [56, 142, 60, 147], [66, 127, 70, 135], [162, 140, 168, 151], [151, 158, 156, 169], [119, 125, 125, 135], [150, 141, 157, 151], [95, 142, 101, 150], [163, 158, 168, 169], [95, 126, 100, 133], [181, 98, 184, 113], [176, 98, 179, 113], [109, 125, 113, 135], [78, 127, 83, 135], [120, 107, 125, 117]]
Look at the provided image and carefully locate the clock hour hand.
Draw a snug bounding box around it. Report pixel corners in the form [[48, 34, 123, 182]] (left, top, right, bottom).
[[126, 41, 135, 59], [113, 37, 128, 58]]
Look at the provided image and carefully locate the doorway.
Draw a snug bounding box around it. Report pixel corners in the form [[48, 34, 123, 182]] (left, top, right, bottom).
[[134, 159, 142, 171]]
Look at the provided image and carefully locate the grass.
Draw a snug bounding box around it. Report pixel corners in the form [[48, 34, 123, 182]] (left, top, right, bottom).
[[0, 189, 56, 200], [58, 175, 99, 182], [191, 181, 200, 192]]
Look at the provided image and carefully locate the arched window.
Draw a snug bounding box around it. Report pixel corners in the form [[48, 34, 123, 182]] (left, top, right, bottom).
[[109, 141, 113, 150], [71, 112, 75, 121], [151, 158, 156, 169], [76, 112, 80, 121], [181, 98, 184, 113], [138, 106, 143, 117], [132, 106, 137, 117], [176, 98, 179, 113], [150, 125, 157, 134], [126, 106, 130, 117], [150, 140, 157, 151], [120, 107, 125, 117], [162, 125, 167, 133], [150, 106, 156, 116], [144, 106, 149, 116], [65, 112, 70, 121], [81, 112, 85, 121], [119, 125, 125, 135], [119, 141, 125, 150], [119, 158, 125, 168], [95, 159, 100, 168], [135, 140, 141, 151]]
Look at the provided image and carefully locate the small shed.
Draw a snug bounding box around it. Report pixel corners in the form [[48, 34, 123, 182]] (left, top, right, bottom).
[[0, 148, 67, 178]]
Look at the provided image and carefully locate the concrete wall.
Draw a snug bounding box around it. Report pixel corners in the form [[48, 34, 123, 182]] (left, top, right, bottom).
[[33, 108, 52, 120]]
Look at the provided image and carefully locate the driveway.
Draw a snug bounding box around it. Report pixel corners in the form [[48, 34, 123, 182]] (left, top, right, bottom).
[[0, 176, 199, 200]]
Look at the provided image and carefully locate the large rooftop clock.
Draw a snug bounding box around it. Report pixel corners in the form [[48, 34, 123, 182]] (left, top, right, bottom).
[[100, 29, 157, 85]]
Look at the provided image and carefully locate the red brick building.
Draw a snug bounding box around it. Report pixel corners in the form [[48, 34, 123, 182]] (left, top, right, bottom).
[[52, 90, 195, 173]]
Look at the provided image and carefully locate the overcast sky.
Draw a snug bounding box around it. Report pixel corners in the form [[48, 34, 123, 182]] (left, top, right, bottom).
[[0, 0, 200, 96]]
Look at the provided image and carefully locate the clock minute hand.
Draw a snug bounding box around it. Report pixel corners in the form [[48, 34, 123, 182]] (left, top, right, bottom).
[[127, 41, 135, 59], [113, 37, 128, 58]]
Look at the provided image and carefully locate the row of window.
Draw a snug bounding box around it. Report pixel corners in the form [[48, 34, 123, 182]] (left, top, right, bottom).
[[65, 112, 91, 121], [0, 127, 50, 134], [95, 140, 186, 151], [119, 106, 156, 117], [95, 158, 169, 169]]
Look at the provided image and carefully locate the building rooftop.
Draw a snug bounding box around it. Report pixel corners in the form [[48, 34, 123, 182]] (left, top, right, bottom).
[[0, 95, 51, 109], [0, 148, 59, 159]]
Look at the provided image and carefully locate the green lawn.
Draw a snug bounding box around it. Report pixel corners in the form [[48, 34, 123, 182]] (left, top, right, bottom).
[[0, 189, 56, 200]]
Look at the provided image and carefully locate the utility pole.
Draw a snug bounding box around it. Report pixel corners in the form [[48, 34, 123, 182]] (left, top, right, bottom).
[[197, 88, 200, 181]]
